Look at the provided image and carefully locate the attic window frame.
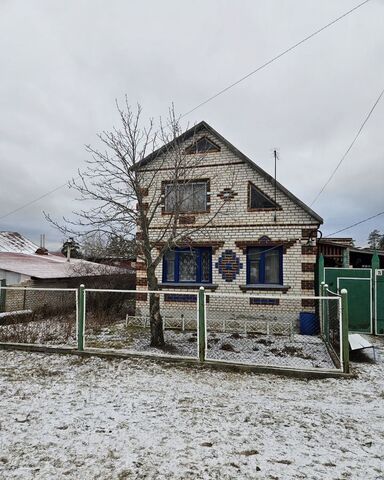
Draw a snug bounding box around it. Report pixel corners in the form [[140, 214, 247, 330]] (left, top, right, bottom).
[[184, 136, 221, 155], [162, 179, 211, 214], [247, 181, 282, 212]]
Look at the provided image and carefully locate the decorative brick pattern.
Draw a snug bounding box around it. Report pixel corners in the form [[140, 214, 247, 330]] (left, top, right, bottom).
[[250, 298, 280, 305], [302, 263, 315, 272], [301, 298, 315, 308], [301, 245, 318, 255], [236, 239, 296, 254], [302, 228, 315, 238], [135, 262, 146, 271], [136, 277, 147, 286], [217, 188, 238, 201], [164, 294, 196, 303], [215, 250, 243, 282], [301, 280, 314, 290], [179, 215, 196, 225]]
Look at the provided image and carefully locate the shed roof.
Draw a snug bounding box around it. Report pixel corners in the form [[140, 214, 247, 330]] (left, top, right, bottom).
[[135, 121, 323, 224], [0, 232, 39, 254], [0, 253, 128, 279]]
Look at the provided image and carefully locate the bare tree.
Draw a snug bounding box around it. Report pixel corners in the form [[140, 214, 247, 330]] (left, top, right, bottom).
[[46, 99, 235, 347]]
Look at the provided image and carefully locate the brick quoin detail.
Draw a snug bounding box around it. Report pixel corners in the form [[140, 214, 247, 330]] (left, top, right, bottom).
[[301, 245, 318, 255], [302, 262, 315, 272], [301, 280, 314, 290], [136, 277, 147, 286], [139, 187, 149, 197], [302, 228, 315, 238], [135, 262, 146, 271], [302, 298, 315, 308]]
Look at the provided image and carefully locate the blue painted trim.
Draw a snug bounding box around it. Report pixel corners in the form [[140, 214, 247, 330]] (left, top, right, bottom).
[[162, 247, 212, 284], [246, 246, 283, 285]]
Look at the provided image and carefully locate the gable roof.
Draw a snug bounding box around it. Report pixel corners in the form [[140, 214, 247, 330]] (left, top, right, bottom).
[[135, 121, 323, 224]]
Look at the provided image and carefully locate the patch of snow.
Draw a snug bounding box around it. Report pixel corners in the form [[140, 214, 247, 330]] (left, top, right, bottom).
[[0, 338, 383, 479]]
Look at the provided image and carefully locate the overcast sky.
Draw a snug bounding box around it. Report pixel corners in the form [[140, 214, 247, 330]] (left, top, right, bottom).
[[0, 0, 383, 250]]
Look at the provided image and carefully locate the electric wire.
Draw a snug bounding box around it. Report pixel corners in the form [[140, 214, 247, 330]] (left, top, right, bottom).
[[0, 0, 372, 221], [311, 85, 384, 206], [326, 210, 384, 237]]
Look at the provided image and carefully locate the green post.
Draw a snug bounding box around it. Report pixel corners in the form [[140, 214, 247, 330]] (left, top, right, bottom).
[[341, 288, 350, 374], [0, 279, 6, 313], [198, 286, 206, 363], [371, 252, 379, 335], [78, 284, 85, 351], [317, 253, 325, 295]]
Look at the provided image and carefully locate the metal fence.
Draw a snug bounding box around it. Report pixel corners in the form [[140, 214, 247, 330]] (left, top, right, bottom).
[[0, 284, 348, 373], [204, 291, 342, 370], [0, 286, 78, 347], [83, 288, 199, 360], [320, 285, 342, 369]]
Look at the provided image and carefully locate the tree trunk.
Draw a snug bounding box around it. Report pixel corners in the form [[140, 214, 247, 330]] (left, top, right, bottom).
[[147, 268, 165, 347], [149, 292, 165, 347]]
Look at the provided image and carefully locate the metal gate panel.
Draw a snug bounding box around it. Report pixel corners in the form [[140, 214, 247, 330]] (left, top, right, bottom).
[[324, 268, 372, 334], [375, 269, 384, 335], [337, 278, 372, 333]]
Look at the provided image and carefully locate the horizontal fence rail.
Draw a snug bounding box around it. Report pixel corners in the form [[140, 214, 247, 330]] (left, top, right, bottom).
[[0, 284, 349, 373]]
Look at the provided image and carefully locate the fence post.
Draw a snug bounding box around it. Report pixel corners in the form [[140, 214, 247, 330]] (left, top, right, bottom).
[[77, 284, 85, 351], [198, 286, 206, 363], [0, 279, 6, 312], [320, 281, 325, 336], [323, 283, 330, 344], [372, 252, 380, 335], [340, 288, 350, 373]]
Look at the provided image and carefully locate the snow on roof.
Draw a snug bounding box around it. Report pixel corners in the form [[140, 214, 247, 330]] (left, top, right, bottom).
[[0, 232, 39, 254], [0, 252, 127, 279]]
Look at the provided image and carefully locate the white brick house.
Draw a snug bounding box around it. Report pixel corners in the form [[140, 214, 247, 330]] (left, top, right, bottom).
[[135, 121, 322, 315]]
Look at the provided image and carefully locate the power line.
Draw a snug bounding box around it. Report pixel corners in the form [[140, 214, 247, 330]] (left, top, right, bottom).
[[0, 0, 371, 222], [0, 183, 68, 221], [311, 85, 384, 206], [180, 0, 371, 119], [326, 210, 384, 237]]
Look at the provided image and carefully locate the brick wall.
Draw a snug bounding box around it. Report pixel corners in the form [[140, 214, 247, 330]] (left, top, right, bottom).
[[135, 128, 319, 315]]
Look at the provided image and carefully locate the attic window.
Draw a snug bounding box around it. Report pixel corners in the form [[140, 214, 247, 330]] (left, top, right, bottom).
[[248, 182, 279, 210], [185, 137, 220, 155]]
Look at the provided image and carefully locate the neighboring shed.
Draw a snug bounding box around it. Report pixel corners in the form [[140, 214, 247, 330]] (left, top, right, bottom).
[[0, 252, 134, 287]]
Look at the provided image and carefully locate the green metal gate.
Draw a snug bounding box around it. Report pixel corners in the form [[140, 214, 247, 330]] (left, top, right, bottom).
[[375, 269, 384, 335], [324, 268, 372, 334]]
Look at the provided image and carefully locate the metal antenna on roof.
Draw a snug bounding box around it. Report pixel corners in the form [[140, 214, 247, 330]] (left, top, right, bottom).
[[273, 149, 278, 222]]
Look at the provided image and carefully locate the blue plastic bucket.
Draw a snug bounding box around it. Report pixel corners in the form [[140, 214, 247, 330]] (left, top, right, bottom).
[[299, 312, 319, 335]]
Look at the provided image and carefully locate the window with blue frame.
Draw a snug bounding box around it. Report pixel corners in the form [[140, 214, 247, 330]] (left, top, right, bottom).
[[163, 247, 212, 283], [246, 246, 283, 285]]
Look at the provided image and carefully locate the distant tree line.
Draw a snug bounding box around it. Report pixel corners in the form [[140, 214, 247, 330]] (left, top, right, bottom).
[[367, 229, 384, 250]]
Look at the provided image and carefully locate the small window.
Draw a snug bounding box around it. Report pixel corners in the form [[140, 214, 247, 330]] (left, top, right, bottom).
[[163, 247, 212, 284], [247, 246, 283, 285], [248, 183, 278, 210], [164, 181, 208, 213], [185, 137, 220, 154]]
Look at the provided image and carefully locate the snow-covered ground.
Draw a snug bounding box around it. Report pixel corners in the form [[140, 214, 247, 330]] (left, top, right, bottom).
[[1, 337, 383, 480]]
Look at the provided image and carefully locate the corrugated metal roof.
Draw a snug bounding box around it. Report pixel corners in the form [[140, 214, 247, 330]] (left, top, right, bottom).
[[0, 253, 128, 279], [0, 232, 39, 254]]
